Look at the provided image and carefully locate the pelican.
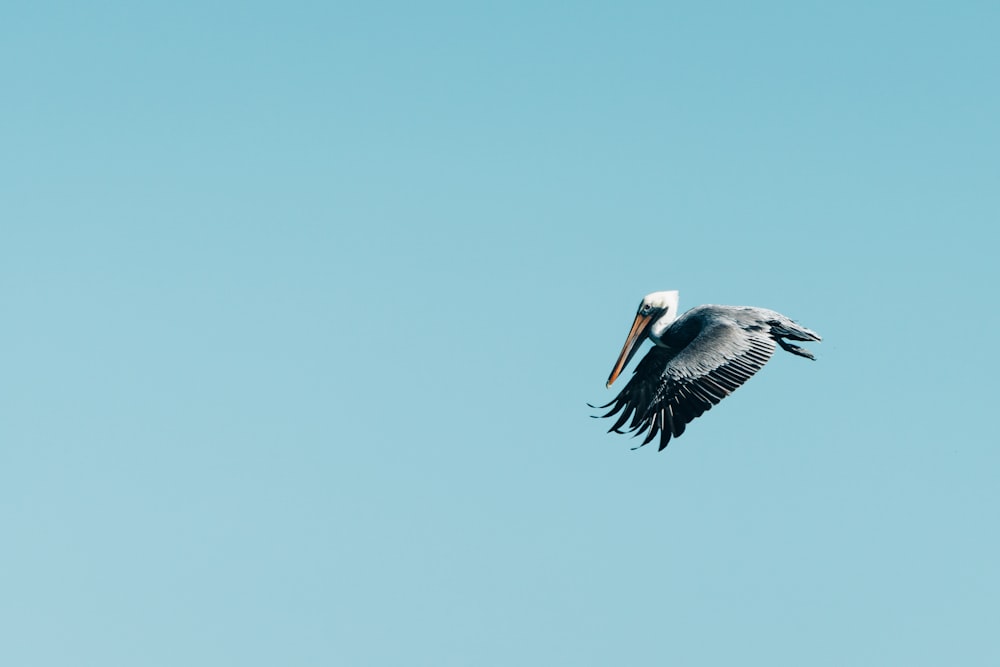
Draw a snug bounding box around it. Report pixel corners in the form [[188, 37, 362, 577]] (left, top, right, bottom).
[[594, 291, 821, 451]]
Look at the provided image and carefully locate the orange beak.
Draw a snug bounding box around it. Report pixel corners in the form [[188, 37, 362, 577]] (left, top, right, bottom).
[[606, 312, 652, 387]]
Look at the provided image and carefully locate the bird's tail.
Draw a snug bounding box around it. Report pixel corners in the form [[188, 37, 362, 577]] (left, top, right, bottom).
[[769, 318, 821, 360]]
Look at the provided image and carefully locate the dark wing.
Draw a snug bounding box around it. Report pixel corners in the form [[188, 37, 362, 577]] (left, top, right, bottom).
[[594, 319, 776, 451]]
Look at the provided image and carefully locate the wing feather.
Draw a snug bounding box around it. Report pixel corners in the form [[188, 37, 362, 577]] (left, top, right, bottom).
[[594, 317, 776, 451]]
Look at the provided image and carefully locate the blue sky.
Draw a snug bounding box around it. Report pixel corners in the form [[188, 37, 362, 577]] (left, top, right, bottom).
[[2, 2, 998, 665]]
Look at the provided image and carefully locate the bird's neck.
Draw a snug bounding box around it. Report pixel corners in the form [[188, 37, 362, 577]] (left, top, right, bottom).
[[648, 313, 677, 346]]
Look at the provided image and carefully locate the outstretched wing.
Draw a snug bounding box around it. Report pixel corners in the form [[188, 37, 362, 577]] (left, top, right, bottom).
[[594, 319, 776, 451]]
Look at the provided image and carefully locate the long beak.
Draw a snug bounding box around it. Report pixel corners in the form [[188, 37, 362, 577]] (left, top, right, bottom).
[[606, 313, 652, 387]]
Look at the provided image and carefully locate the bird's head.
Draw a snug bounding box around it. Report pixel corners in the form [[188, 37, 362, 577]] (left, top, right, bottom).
[[639, 290, 679, 317], [606, 290, 679, 387]]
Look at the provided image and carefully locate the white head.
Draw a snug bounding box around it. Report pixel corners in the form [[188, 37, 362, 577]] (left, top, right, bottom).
[[637, 290, 679, 318], [606, 290, 680, 387]]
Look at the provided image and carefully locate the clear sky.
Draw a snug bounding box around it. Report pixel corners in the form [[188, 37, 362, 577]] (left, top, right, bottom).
[[3, 2, 998, 665]]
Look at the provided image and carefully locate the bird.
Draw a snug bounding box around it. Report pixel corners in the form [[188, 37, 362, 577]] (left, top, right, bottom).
[[593, 290, 821, 451]]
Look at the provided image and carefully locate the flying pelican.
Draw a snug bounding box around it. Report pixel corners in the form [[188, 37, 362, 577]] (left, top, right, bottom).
[[594, 291, 821, 451]]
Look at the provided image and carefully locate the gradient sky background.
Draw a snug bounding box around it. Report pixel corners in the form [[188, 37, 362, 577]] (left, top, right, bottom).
[[3, 2, 999, 665]]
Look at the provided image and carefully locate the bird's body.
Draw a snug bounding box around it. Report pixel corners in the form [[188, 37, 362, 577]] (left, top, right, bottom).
[[595, 291, 820, 451]]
